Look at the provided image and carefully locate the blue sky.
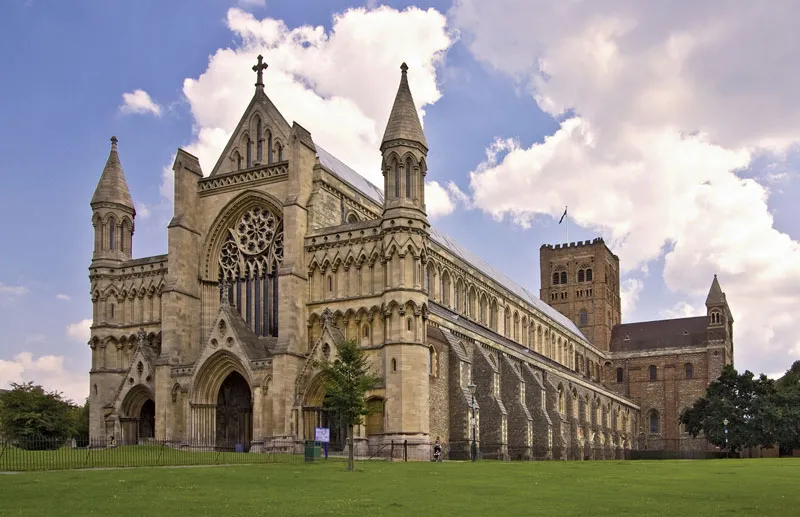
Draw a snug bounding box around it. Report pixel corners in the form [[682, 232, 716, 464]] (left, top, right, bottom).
[[1, 0, 799, 402]]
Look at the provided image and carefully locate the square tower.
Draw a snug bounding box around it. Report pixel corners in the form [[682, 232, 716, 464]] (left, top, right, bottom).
[[539, 238, 621, 351]]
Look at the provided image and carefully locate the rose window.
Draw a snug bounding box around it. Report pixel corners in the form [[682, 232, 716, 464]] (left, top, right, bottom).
[[218, 207, 283, 337]]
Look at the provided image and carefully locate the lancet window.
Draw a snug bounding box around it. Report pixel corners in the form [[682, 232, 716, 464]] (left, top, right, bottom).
[[219, 207, 284, 337]]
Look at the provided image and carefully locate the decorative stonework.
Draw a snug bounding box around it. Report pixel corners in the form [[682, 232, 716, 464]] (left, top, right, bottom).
[[198, 163, 288, 195]]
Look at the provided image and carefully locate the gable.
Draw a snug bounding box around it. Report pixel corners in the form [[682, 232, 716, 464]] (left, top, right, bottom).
[[210, 89, 292, 177]]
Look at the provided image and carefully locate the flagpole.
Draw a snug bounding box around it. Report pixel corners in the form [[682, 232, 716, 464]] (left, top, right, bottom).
[[565, 206, 569, 243]]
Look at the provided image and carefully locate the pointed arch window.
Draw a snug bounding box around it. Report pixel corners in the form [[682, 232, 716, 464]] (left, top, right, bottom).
[[616, 367, 624, 383], [405, 158, 413, 198], [560, 271, 567, 284], [246, 137, 252, 167], [578, 269, 585, 282], [267, 130, 273, 163], [108, 218, 116, 251], [218, 206, 284, 337], [648, 365, 657, 381], [277, 143, 283, 162], [235, 151, 242, 171], [256, 118, 263, 163], [553, 272, 559, 285], [586, 268, 593, 281], [394, 160, 400, 198]]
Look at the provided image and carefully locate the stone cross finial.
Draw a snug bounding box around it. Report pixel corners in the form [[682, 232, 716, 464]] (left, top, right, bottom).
[[110, 136, 118, 151], [253, 55, 268, 88]]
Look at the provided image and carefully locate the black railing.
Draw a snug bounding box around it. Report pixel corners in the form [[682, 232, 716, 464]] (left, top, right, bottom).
[[0, 437, 304, 472]]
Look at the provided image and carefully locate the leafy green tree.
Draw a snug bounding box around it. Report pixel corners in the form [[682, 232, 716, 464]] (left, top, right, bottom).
[[0, 382, 78, 450], [315, 339, 381, 471], [680, 365, 776, 453], [70, 399, 90, 446], [770, 361, 800, 454]]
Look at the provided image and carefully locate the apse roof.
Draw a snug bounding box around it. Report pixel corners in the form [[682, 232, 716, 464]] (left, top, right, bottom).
[[314, 144, 588, 343]]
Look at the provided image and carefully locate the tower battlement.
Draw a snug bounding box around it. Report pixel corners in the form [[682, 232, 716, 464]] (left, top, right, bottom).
[[541, 237, 605, 250], [539, 236, 621, 351]]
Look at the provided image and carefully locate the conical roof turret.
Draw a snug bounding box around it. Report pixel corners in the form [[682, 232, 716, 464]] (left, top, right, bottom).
[[380, 63, 427, 151], [91, 136, 134, 210], [705, 274, 727, 306]]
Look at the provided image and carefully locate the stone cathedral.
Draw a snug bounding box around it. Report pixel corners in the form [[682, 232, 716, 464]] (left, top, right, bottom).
[[87, 58, 734, 459]]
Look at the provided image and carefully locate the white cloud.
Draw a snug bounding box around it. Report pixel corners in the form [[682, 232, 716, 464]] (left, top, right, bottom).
[[119, 89, 162, 117], [620, 278, 643, 318], [55, 293, 71, 301], [0, 353, 88, 404], [162, 6, 451, 201], [66, 319, 92, 343], [238, 0, 265, 7], [425, 181, 455, 218], [659, 301, 702, 320], [0, 282, 28, 298], [135, 201, 152, 219], [451, 0, 800, 374]]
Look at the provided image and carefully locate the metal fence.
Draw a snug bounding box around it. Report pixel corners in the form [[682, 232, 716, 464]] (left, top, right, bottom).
[[0, 437, 305, 472]]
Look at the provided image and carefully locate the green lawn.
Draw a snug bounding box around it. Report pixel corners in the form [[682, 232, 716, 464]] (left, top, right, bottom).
[[1, 459, 798, 516]]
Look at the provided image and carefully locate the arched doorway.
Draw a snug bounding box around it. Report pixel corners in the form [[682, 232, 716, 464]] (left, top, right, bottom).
[[216, 371, 253, 451], [301, 375, 346, 451], [139, 399, 155, 440], [120, 385, 155, 445]]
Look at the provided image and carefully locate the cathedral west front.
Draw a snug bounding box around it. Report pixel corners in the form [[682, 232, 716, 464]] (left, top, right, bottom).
[[87, 57, 733, 459]]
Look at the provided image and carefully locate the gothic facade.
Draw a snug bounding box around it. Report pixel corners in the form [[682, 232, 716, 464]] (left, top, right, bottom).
[[87, 59, 732, 459]]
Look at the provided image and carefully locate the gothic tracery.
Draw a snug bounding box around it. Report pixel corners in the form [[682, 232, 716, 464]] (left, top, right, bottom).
[[219, 207, 283, 337]]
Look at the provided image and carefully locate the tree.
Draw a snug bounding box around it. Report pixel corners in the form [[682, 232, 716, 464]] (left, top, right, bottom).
[[315, 339, 381, 471], [770, 361, 800, 454], [681, 365, 779, 454], [0, 382, 79, 450]]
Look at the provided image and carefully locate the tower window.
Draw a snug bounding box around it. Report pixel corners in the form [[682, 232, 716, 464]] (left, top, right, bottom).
[[648, 365, 657, 381], [391, 358, 397, 372], [394, 161, 400, 198], [649, 411, 660, 434], [109, 221, 116, 251], [560, 271, 567, 284], [553, 272, 559, 285], [405, 158, 413, 198], [685, 363, 693, 380], [616, 367, 623, 383], [578, 269, 585, 282], [327, 275, 333, 294], [407, 317, 412, 331], [363, 325, 370, 338], [277, 143, 283, 162], [586, 268, 593, 281], [246, 137, 252, 167]]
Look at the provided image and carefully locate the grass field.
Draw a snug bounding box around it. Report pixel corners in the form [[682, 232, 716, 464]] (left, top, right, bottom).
[[1, 459, 799, 516]]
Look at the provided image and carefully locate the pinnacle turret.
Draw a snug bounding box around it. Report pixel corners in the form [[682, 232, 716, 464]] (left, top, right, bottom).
[[705, 274, 727, 306], [380, 63, 427, 151], [91, 136, 134, 211]]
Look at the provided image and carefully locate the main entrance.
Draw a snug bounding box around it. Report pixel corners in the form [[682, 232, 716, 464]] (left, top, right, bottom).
[[216, 371, 253, 451]]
